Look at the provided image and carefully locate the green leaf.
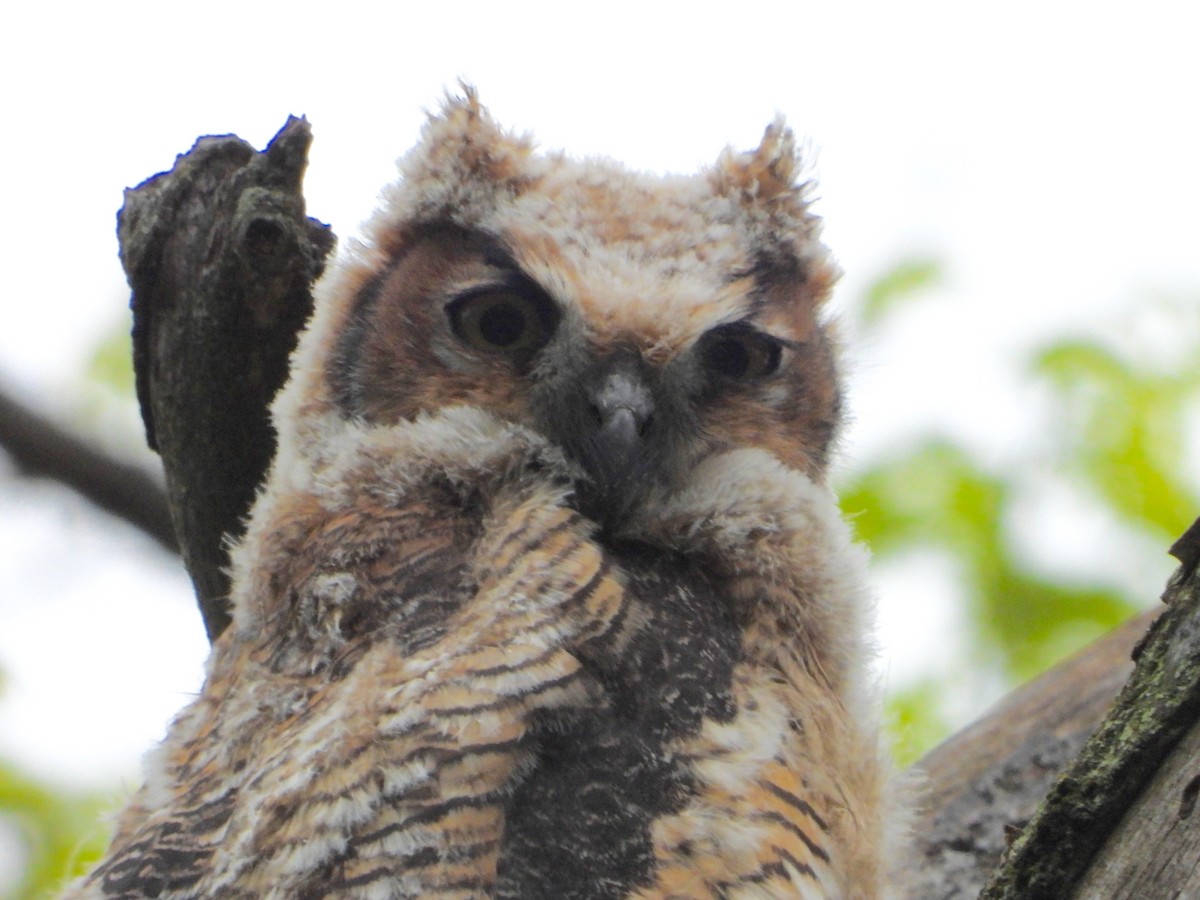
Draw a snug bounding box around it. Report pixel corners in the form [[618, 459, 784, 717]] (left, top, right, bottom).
[[1034, 329, 1200, 539], [84, 321, 136, 397], [887, 679, 953, 767], [845, 433, 1138, 731], [0, 758, 115, 898], [860, 258, 943, 326]]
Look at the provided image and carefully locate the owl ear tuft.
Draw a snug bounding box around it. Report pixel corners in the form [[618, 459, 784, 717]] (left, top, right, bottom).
[[387, 85, 541, 227], [714, 117, 805, 206], [711, 117, 831, 283]]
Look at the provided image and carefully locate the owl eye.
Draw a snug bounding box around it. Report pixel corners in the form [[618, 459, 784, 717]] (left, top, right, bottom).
[[701, 327, 783, 381], [448, 288, 557, 358]]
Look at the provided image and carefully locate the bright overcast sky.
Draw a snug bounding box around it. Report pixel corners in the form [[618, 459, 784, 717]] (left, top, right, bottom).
[[1, 0, 1198, 809]]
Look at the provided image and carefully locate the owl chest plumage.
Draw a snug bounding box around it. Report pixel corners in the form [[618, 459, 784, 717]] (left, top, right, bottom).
[[81, 436, 869, 899]]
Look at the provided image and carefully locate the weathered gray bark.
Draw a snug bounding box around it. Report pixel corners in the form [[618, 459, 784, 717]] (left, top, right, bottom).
[[111, 121, 1200, 894], [979, 519, 1200, 898], [119, 119, 334, 640], [904, 607, 1157, 897], [907, 521, 1200, 899]]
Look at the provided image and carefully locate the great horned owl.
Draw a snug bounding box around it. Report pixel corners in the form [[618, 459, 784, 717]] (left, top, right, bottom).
[[67, 90, 897, 899]]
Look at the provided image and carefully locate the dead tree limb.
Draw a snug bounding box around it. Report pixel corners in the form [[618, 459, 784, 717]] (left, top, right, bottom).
[[119, 118, 334, 640]]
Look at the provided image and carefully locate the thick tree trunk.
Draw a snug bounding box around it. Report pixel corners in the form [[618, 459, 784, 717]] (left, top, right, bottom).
[[113, 122, 1200, 895]]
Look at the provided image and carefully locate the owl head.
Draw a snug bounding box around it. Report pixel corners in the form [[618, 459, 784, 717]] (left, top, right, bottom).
[[275, 88, 841, 532]]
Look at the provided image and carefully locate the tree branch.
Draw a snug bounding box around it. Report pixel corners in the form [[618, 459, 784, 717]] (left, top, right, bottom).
[[0, 385, 176, 552]]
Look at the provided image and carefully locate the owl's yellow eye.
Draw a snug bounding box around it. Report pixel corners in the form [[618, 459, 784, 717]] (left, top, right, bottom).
[[702, 328, 783, 381], [448, 289, 556, 358]]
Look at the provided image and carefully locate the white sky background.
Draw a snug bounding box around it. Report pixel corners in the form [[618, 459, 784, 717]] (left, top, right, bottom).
[[1, 0, 1198, 818]]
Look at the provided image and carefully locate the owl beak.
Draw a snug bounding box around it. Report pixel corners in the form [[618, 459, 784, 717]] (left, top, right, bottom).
[[570, 350, 657, 526], [590, 356, 654, 460]]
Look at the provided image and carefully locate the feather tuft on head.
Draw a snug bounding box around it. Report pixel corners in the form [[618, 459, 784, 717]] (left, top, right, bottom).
[[715, 117, 803, 204], [711, 117, 825, 271], [379, 85, 541, 234]]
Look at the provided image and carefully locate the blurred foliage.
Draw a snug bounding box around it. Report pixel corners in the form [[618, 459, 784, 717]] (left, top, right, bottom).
[[845, 263, 1200, 765], [887, 677, 954, 771], [1035, 337, 1200, 539], [84, 326, 136, 398], [843, 440, 1135, 685], [0, 669, 112, 900], [72, 317, 150, 460], [859, 257, 943, 326]]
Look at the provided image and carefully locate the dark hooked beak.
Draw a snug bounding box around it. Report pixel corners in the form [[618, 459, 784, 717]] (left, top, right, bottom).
[[566, 350, 657, 528]]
